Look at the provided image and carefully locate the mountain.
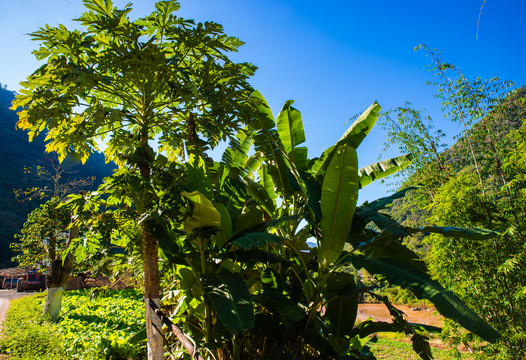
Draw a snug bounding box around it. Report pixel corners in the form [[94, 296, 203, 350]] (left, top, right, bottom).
[[387, 87, 526, 250], [0, 84, 116, 268]]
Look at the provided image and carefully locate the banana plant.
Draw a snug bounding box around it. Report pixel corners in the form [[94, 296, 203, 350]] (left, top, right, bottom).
[[119, 91, 500, 359]]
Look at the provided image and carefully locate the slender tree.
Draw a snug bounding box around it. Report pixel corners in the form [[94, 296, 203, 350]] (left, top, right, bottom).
[[12, 1, 255, 358]]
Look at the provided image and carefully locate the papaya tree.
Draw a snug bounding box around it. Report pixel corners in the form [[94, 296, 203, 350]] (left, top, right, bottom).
[[12, 0, 255, 358]]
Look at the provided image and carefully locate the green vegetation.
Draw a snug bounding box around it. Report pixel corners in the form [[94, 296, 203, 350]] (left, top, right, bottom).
[[0, 290, 145, 360], [5, 1, 523, 359], [12, 0, 256, 355], [0, 85, 115, 269], [371, 337, 477, 360], [381, 46, 526, 358]]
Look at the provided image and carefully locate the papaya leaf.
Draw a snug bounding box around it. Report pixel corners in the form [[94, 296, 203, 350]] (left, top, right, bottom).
[[358, 153, 413, 188], [349, 254, 501, 343], [201, 273, 254, 334]]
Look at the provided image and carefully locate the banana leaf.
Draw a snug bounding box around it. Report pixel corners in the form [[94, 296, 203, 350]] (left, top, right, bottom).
[[358, 153, 413, 188], [406, 225, 501, 240], [349, 254, 501, 343], [312, 102, 381, 177], [319, 144, 359, 267], [202, 273, 254, 334], [276, 100, 308, 169]]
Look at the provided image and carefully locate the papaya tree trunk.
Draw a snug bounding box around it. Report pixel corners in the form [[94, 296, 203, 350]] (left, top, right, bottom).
[[138, 134, 164, 359], [43, 225, 77, 322], [142, 222, 164, 359]]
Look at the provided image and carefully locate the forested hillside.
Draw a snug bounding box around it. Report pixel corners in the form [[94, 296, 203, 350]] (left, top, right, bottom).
[[0, 84, 116, 268], [388, 87, 526, 234], [379, 52, 526, 357]]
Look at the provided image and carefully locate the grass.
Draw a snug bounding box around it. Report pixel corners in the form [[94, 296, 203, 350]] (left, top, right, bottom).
[[371, 336, 480, 360]]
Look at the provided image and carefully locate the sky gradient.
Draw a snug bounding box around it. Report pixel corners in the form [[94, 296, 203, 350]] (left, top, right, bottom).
[[1, 0, 525, 202]]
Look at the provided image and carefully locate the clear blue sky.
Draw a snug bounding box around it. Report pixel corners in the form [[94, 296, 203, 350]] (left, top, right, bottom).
[[1, 0, 525, 202]]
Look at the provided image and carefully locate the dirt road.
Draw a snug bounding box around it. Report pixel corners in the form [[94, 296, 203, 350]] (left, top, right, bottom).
[[357, 303, 443, 327]]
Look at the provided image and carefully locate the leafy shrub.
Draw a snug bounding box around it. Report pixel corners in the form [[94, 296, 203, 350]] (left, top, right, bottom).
[[1, 289, 146, 360], [58, 289, 146, 359]]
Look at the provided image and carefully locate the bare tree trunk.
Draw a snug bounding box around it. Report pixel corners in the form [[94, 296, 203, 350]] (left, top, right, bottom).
[[43, 225, 77, 322]]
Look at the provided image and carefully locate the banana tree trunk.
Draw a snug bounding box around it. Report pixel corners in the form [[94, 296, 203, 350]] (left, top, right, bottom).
[[43, 225, 77, 322]]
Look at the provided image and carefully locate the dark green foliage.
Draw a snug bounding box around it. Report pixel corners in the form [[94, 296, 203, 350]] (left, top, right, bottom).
[[145, 94, 499, 360], [0, 84, 115, 268], [379, 47, 526, 357]]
